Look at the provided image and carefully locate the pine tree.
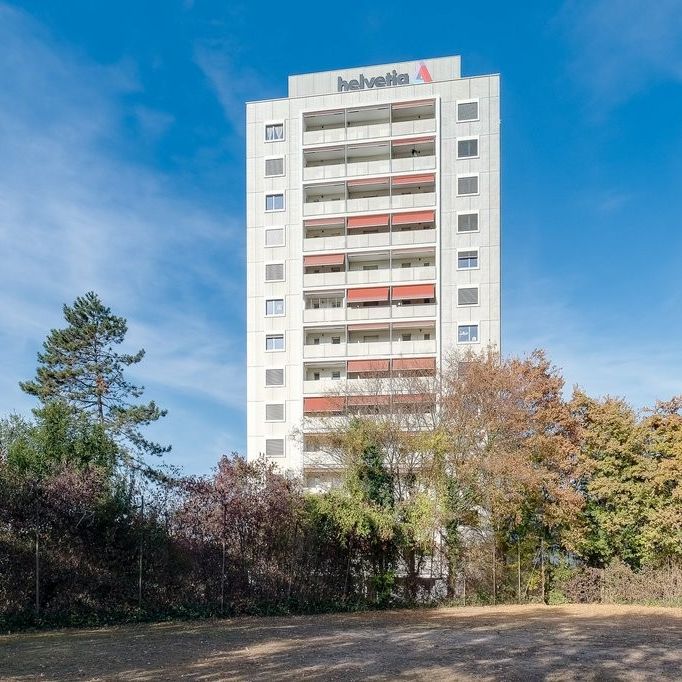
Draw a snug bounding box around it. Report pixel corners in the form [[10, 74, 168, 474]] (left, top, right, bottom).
[[20, 292, 169, 467]]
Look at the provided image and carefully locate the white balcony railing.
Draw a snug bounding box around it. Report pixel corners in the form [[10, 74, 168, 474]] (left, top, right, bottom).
[[391, 118, 436, 136], [392, 339, 437, 354], [303, 343, 347, 359], [346, 341, 392, 357], [391, 303, 437, 319], [303, 164, 346, 181], [346, 232, 391, 249], [303, 378, 344, 395], [391, 156, 436, 174], [346, 268, 391, 286], [303, 235, 346, 252], [391, 229, 436, 246], [303, 272, 346, 288], [346, 122, 390, 141], [303, 199, 345, 216], [303, 128, 346, 146], [302, 308, 346, 324], [391, 193, 436, 210], [390, 266, 436, 283], [346, 159, 391, 177], [346, 306, 391, 321], [346, 196, 391, 213]]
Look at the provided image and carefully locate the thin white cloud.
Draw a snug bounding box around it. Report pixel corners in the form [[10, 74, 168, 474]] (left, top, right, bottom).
[[558, 0, 682, 107], [0, 3, 245, 455]]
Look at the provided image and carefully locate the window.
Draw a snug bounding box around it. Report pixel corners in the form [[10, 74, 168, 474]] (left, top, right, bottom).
[[266, 334, 285, 351], [265, 227, 285, 247], [265, 404, 285, 421], [265, 263, 284, 281], [265, 368, 284, 386], [457, 138, 478, 158], [331, 336, 341, 344], [265, 123, 284, 141], [265, 157, 285, 177], [265, 299, 285, 316], [458, 250, 479, 269], [458, 324, 479, 343], [312, 337, 320, 345], [457, 212, 479, 233], [363, 335, 379, 343], [457, 100, 478, 122], [265, 438, 284, 457], [363, 264, 379, 271], [265, 193, 285, 211], [401, 262, 411, 269], [401, 333, 412, 341], [424, 333, 431, 341], [313, 372, 320, 381], [457, 175, 479, 196], [458, 287, 479, 306], [331, 370, 341, 379]]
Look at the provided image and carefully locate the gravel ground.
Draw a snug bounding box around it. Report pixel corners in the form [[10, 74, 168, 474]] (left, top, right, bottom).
[[2, 604, 682, 681]]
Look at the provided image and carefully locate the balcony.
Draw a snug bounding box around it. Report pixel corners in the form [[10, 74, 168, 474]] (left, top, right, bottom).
[[392, 339, 437, 354], [302, 100, 436, 146], [346, 341, 392, 357], [346, 306, 391, 321], [391, 229, 436, 246], [391, 265, 436, 283], [303, 307, 345, 323], [304, 235, 346, 252], [345, 195, 391, 214], [391, 192, 436, 210], [391, 156, 436, 173], [303, 378, 343, 395], [303, 343, 347, 359], [303, 271, 345, 288], [392, 303, 437, 319], [303, 198, 345, 217]]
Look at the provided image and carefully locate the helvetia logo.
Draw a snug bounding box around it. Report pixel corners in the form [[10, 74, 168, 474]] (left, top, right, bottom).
[[414, 62, 432, 84]]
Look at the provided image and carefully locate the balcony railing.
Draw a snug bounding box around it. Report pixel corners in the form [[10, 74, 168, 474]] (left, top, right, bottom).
[[303, 155, 435, 183], [304, 266, 436, 289], [303, 343, 347, 359], [302, 307, 346, 323], [346, 341, 392, 357]]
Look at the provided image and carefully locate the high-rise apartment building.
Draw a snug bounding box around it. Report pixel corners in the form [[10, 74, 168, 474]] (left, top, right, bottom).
[[246, 56, 500, 486]]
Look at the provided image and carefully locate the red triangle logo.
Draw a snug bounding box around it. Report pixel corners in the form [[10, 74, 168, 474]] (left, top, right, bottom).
[[416, 63, 432, 83]]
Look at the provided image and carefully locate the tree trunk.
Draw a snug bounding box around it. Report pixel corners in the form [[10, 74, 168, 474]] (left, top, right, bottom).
[[491, 539, 496, 606], [540, 536, 546, 605], [221, 539, 226, 615], [138, 496, 144, 609], [35, 528, 40, 616], [517, 538, 522, 604]]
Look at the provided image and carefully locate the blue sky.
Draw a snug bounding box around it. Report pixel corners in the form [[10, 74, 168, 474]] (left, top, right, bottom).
[[1, 1, 681, 474]]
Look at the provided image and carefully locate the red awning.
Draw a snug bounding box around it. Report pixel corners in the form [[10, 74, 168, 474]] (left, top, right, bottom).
[[304, 217, 345, 227], [347, 394, 390, 406], [347, 287, 390, 303], [392, 357, 436, 371], [304, 397, 344, 413], [391, 320, 436, 329], [347, 359, 390, 373], [392, 284, 435, 301], [304, 254, 345, 267], [391, 136, 435, 146], [392, 210, 435, 226], [347, 323, 390, 331], [392, 173, 435, 186], [347, 214, 389, 230]]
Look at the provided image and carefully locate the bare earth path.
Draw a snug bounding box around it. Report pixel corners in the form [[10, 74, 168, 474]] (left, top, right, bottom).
[[2, 604, 682, 681]]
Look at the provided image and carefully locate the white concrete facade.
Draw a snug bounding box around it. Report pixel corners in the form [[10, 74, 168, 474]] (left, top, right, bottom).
[[246, 56, 500, 481]]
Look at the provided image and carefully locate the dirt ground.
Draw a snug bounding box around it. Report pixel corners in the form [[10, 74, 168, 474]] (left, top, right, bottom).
[[1, 604, 682, 681]]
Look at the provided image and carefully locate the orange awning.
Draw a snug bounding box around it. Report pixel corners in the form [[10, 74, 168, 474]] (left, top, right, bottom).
[[347, 359, 390, 373], [392, 210, 435, 226], [347, 323, 390, 331], [347, 214, 389, 230], [392, 173, 435, 186], [391, 136, 435, 146], [304, 217, 345, 227], [304, 254, 345, 267], [392, 284, 435, 301], [304, 397, 344, 413], [347, 287, 390, 303], [392, 357, 436, 371], [347, 394, 390, 406]]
